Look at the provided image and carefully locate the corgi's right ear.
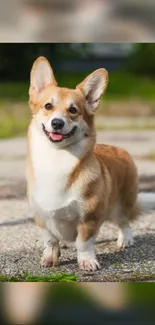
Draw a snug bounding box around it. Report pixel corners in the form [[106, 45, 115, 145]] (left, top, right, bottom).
[[76, 69, 108, 114], [29, 57, 57, 95]]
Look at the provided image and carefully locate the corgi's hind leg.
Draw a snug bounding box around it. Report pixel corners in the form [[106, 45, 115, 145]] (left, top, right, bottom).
[[111, 202, 138, 249], [119, 202, 138, 249], [116, 167, 139, 249], [117, 223, 134, 249]]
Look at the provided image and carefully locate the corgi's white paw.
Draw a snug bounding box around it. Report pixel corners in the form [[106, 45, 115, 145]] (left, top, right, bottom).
[[76, 238, 100, 271], [117, 228, 134, 249], [40, 246, 60, 267], [40, 256, 53, 267], [79, 259, 100, 271]]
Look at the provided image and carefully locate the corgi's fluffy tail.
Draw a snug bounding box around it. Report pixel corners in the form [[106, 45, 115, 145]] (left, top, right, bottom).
[[138, 192, 155, 214]]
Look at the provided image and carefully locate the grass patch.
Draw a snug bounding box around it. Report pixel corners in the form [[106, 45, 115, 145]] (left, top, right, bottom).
[[106, 71, 155, 100], [113, 263, 121, 267], [0, 272, 78, 282], [0, 102, 30, 138], [1, 71, 155, 102], [144, 150, 155, 160]]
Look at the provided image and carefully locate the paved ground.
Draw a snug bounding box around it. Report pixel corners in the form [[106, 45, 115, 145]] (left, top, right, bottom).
[[0, 130, 155, 282]]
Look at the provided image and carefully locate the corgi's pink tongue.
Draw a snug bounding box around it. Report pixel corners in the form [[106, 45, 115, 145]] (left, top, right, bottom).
[[50, 133, 63, 141]]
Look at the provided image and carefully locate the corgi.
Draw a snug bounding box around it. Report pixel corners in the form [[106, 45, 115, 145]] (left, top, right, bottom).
[[27, 56, 155, 271]]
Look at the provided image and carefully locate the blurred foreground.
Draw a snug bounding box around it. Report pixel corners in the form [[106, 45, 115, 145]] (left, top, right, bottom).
[[0, 283, 155, 324]]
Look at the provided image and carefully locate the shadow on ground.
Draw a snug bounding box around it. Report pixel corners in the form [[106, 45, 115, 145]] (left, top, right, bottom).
[[1, 233, 155, 282]]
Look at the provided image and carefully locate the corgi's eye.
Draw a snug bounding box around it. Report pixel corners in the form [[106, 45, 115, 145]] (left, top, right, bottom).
[[45, 103, 53, 110], [69, 106, 77, 114]]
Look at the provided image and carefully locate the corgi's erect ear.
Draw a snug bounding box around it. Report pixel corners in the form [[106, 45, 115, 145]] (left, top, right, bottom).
[[30, 57, 57, 94], [76, 69, 108, 114]]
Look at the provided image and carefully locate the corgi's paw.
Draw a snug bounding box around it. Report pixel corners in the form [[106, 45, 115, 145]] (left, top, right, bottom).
[[40, 257, 60, 267], [79, 259, 100, 271], [40, 246, 60, 267], [40, 256, 53, 267], [117, 228, 134, 249]]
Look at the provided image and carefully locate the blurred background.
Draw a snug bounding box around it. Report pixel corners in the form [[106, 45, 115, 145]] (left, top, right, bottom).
[[0, 0, 155, 41], [1, 43, 155, 139]]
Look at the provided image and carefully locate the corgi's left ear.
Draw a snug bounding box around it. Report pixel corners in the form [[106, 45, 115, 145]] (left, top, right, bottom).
[[76, 69, 108, 114], [30, 56, 57, 95]]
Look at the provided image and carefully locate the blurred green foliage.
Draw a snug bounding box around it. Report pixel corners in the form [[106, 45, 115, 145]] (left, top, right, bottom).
[[46, 283, 155, 308], [1, 43, 155, 138], [0, 102, 30, 138], [1, 70, 155, 138], [0, 44, 89, 81], [127, 44, 155, 76], [48, 284, 95, 306], [129, 283, 155, 308], [0, 43, 155, 82], [1, 71, 155, 102]]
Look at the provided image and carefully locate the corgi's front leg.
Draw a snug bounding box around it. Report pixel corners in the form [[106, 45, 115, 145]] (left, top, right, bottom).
[[40, 228, 60, 267], [76, 221, 100, 271]]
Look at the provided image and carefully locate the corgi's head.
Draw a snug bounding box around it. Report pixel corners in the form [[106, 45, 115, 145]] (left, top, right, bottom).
[[29, 57, 108, 148]]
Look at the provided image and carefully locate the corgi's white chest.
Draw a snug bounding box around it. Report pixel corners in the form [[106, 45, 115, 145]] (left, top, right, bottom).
[[29, 126, 82, 225]]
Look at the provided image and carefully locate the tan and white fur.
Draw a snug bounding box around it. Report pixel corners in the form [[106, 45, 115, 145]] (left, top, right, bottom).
[[27, 57, 155, 271]]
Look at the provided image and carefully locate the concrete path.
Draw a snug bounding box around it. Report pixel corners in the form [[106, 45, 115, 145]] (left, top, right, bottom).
[[0, 131, 155, 281]]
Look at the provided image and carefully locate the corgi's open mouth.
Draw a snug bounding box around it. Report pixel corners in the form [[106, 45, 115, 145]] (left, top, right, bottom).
[[42, 124, 77, 142]]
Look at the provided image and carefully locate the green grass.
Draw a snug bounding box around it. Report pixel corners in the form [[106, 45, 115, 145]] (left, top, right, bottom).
[[0, 272, 78, 282], [0, 101, 30, 138], [129, 283, 155, 307], [146, 150, 155, 160], [113, 263, 121, 267], [1, 71, 155, 102], [106, 71, 155, 100]]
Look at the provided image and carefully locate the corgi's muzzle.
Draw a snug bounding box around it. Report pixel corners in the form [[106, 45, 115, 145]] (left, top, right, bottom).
[[42, 123, 77, 143]]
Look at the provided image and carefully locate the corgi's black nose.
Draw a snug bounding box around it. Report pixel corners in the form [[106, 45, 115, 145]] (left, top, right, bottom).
[[51, 118, 65, 130]]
